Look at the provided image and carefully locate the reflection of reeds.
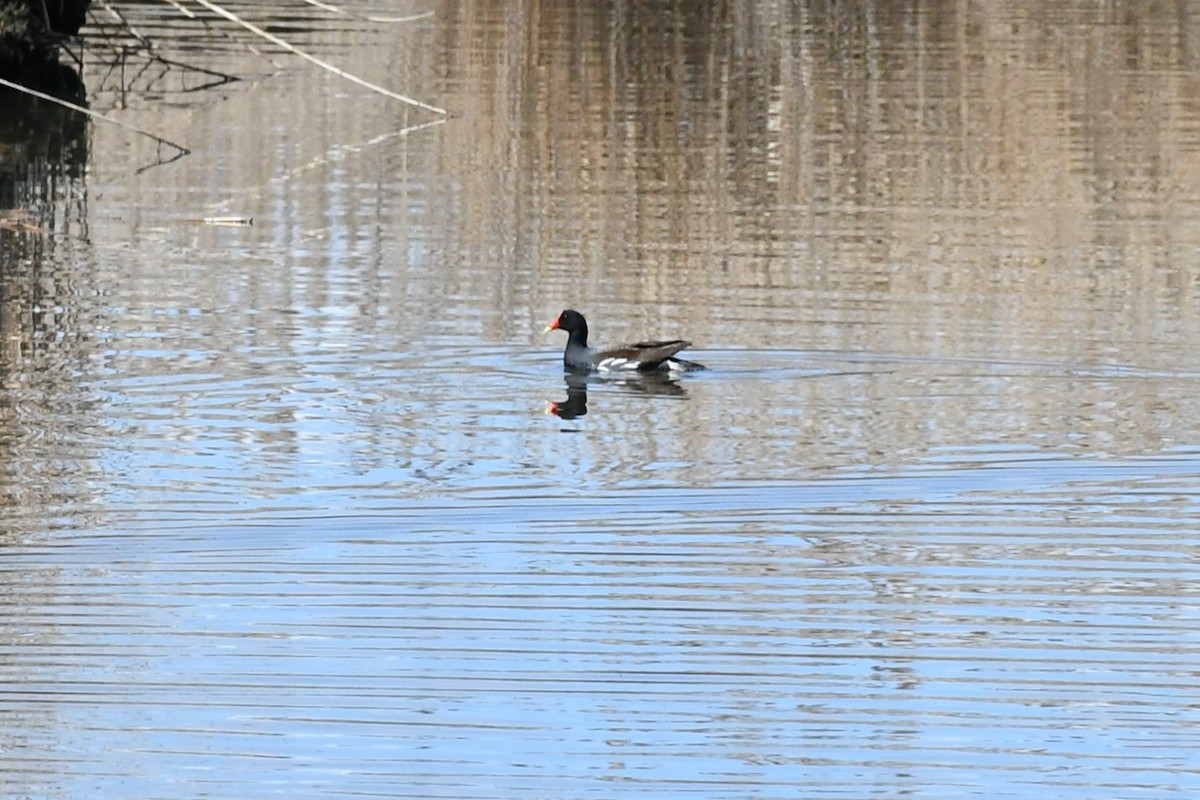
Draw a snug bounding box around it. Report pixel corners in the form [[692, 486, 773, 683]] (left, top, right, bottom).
[[432, 0, 1200, 362]]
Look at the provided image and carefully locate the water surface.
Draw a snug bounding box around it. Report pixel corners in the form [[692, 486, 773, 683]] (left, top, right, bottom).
[[2, 1, 1200, 797]]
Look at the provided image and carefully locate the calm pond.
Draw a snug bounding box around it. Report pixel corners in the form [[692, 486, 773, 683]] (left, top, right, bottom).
[[2, 1, 1199, 797]]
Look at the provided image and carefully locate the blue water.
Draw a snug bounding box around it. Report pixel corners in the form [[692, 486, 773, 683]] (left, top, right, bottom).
[[3, 0, 1200, 797]]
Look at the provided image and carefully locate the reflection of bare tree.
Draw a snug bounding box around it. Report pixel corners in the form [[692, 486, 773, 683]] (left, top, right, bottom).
[[0, 76, 87, 228], [0, 80, 96, 538]]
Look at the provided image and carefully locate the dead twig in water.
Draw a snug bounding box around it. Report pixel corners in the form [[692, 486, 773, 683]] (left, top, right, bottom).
[[196, 216, 253, 226], [0, 210, 46, 235], [186, 0, 447, 116], [0, 75, 191, 169]]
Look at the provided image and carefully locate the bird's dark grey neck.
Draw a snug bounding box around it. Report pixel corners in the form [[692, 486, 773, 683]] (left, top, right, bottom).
[[563, 340, 593, 370], [566, 321, 588, 349]]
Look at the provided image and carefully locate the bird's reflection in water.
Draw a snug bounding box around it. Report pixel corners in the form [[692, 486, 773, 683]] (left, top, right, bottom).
[[546, 371, 686, 420]]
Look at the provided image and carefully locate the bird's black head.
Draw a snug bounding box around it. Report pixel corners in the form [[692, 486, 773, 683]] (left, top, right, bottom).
[[544, 309, 588, 342]]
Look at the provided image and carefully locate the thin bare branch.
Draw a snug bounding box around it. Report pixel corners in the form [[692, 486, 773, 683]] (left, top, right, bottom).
[[140, 0, 285, 69], [294, 0, 435, 24], [297, 0, 348, 13], [187, 0, 447, 116], [99, 0, 153, 49], [158, 0, 198, 18]]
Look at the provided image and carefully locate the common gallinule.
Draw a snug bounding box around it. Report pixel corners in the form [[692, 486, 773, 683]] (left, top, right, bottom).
[[544, 309, 703, 373]]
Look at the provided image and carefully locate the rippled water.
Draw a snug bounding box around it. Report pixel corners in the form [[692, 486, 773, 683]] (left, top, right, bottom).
[[3, 1, 1200, 798]]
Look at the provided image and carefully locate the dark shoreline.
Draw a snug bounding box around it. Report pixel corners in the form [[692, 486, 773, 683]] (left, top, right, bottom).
[[0, 0, 90, 79]]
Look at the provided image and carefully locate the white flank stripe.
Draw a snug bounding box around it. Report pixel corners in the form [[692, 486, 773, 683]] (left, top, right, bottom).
[[598, 357, 634, 372]]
